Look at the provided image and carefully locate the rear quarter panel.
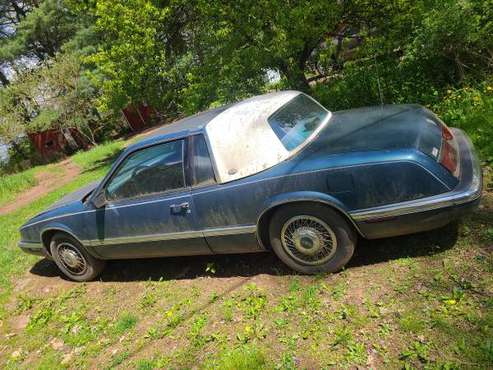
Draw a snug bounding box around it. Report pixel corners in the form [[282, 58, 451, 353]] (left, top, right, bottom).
[[191, 148, 451, 236]]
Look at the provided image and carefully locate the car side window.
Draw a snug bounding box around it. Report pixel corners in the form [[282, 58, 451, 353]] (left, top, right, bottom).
[[191, 134, 216, 187], [105, 140, 185, 201]]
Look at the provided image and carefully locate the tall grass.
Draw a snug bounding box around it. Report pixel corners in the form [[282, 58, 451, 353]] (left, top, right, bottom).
[[0, 168, 38, 208]]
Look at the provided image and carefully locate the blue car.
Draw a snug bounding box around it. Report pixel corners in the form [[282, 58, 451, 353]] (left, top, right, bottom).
[[19, 91, 482, 281]]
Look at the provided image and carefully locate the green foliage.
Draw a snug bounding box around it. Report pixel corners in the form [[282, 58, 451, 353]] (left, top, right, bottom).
[[238, 283, 267, 319], [400, 341, 431, 364], [433, 82, 493, 163], [139, 290, 157, 310], [87, 0, 176, 112], [0, 51, 121, 164], [2, 0, 493, 172], [0, 0, 79, 62]]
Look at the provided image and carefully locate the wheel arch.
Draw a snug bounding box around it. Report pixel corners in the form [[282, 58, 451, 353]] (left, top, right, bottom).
[[256, 192, 364, 249], [40, 224, 88, 256]]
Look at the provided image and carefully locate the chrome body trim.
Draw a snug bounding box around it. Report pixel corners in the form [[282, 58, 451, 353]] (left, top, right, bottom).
[[19, 241, 43, 250], [349, 184, 481, 221], [86, 225, 257, 247], [203, 225, 257, 237], [350, 129, 482, 222]]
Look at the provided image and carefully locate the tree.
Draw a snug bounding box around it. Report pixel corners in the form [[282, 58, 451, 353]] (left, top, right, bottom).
[[29, 53, 104, 146], [0, 0, 81, 88], [0, 51, 107, 150], [1, 0, 79, 61], [87, 0, 356, 113]]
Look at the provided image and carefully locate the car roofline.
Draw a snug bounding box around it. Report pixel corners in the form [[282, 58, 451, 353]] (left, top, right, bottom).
[[125, 127, 202, 152], [127, 90, 303, 152]]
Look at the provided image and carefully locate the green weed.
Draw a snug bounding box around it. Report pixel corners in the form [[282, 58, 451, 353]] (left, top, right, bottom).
[[139, 290, 157, 310], [204, 345, 268, 370], [399, 313, 426, 333], [239, 284, 267, 319], [114, 312, 138, 335]]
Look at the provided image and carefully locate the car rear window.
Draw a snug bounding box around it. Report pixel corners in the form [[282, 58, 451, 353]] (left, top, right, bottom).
[[268, 94, 329, 151]]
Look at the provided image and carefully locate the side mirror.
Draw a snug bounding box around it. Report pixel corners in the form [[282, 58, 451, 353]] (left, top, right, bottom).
[[92, 190, 107, 208]]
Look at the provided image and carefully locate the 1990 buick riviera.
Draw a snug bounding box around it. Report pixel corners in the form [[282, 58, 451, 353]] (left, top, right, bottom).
[[19, 91, 482, 281]]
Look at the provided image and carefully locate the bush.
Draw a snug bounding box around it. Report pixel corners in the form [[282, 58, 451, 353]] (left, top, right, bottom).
[[432, 82, 493, 164]]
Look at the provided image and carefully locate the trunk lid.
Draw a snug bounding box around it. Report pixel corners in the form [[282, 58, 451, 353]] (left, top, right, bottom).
[[305, 104, 453, 170]]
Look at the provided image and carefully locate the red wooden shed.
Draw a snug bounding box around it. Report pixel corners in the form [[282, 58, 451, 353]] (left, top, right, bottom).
[[122, 103, 156, 132], [28, 128, 88, 161]]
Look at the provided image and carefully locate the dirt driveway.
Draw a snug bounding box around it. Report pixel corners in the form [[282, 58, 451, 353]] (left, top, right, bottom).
[[0, 159, 80, 216]]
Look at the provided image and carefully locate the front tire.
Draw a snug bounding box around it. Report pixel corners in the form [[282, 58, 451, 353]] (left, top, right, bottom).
[[269, 203, 356, 274], [50, 232, 105, 282]]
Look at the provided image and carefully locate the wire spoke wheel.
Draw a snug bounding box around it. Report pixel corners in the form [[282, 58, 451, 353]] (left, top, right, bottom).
[[57, 242, 88, 276], [280, 215, 337, 265]]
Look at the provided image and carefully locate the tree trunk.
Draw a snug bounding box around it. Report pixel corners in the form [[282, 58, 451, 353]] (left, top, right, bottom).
[[279, 62, 310, 92], [0, 69, 9, 86], [11, 1, 27, 22], [287, 68, 310, 92]]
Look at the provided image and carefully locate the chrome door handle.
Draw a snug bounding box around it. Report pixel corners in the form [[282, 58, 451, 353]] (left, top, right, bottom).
[[170, 202, 190, 214]]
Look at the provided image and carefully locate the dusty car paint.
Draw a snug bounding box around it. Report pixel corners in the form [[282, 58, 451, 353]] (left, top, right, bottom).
[[205, 91, 331, 182], [18, 92, 482, 261]]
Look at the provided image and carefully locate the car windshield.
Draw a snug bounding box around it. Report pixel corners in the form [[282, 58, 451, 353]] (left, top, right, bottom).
[[268, 94, 329, 151]]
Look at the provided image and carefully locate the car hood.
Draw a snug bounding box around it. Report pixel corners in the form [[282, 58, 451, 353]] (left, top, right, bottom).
[[46, 180, 101, 212], [21, 180, 100, 229]]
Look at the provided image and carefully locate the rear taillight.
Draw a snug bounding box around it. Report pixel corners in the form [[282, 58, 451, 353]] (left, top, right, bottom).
[[439, 125, 460, 177]]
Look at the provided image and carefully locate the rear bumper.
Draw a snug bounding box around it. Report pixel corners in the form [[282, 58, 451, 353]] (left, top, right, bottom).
[[18, 241, 46, 257], [351, 128, 482, 239]]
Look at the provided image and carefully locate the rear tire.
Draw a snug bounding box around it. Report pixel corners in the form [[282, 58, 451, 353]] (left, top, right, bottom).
[[50, 232, 105, 282], [269, 203, 356, 274]]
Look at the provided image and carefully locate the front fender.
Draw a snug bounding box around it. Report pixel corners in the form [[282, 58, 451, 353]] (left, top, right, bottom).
[[39, 222, 94, 253], [40, 222, 83, 243]]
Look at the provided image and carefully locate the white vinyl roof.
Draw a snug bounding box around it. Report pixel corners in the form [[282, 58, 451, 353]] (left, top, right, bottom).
[[205, 91, 331, 183]]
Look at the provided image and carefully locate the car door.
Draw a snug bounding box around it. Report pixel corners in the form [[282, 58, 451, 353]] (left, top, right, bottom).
[[90, 138, 212, 259], [188, 134, 262, 254]]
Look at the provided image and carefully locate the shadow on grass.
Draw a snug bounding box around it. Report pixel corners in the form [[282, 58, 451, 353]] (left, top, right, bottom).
[[80, 149, 123, 174], [349, 221, 459, 268], [29, 222, 459, 282]]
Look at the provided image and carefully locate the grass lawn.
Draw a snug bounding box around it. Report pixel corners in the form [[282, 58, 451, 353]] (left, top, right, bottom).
[[0, 140, 125, 210], [0, 167, 40, 208], [0, 140, 491, 369]]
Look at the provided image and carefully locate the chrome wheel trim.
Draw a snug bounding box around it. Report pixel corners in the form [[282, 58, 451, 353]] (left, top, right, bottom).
[[57, 242, 87, 275], [280, 215, 337, 265]]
